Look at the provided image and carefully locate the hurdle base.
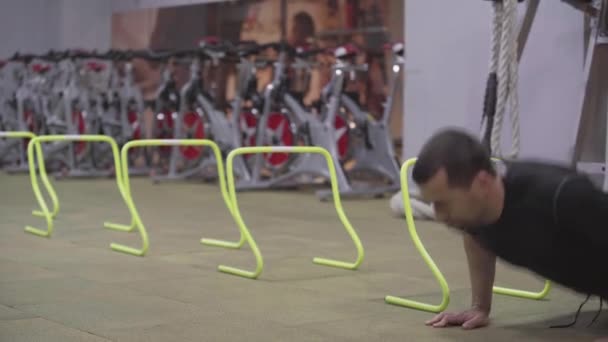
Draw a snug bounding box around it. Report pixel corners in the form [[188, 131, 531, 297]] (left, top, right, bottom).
[[104, 222, 135, 232], [312, 257, 359, 270], [110, 243, 146, 256], [32, 210, 47, 218], [25, 226, 51, 238], [200, 238, 243, 249], [493, 285, 551, 300], [384, 295, 447, 313], [217, 265, 259, 279]]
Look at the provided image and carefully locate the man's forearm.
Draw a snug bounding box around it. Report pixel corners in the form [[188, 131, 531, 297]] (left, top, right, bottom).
[[464, 234, 496, 313]]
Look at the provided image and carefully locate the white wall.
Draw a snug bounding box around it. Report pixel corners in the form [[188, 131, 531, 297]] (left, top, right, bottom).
[[0, 0, 111, 58], [403, 0, 585, 163], [0, 0, 62, 57], [59, 0, 112, 51]]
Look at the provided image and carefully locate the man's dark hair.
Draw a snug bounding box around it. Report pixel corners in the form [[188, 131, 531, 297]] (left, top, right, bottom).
[[412, 128, 496, 188]]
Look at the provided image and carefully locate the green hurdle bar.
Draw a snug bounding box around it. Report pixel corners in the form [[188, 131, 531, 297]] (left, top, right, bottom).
[[0, 131, 34, 140], [384, 158, 450, 313], [103, 139, 244, 257], [25, 135, 123, 241], [218, 145, 365, 279], [0, 131, 54, 218], [385, 158, 551, 314]]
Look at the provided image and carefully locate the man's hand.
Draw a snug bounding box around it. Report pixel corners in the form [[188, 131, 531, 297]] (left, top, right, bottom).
[[425, 307, 490, 329]]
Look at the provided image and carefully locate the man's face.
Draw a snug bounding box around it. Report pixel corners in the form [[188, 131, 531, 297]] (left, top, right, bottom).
[[418, 168, 491, 232]]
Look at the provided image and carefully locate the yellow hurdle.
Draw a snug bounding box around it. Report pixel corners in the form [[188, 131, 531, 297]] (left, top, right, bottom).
[[384, 158, 450, 313], [216, 145, 365, 280], [103, 139, 243, 257], [25, 135, 123, 241], [385, 157, 550, 314]]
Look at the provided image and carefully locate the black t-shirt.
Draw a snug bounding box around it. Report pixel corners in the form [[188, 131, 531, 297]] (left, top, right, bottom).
[[472, 160, 608, 299]]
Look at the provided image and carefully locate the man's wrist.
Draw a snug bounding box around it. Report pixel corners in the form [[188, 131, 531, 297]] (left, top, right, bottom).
[[471, 303, 491, 314]]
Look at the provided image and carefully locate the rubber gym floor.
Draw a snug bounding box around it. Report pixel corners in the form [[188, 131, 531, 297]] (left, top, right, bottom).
[[0, 173, 607, 341]]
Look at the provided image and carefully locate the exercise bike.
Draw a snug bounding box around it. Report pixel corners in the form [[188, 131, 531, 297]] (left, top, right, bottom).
[[52, 50, 115, 178], [315, 42, 404, 200], [88, 49, 149, 175], [151, 38, 258, 182], [234, 42, 394, 198], [233, 41, 353, 192], [7, 51, 79, 175], [0, 57, 29, 169]]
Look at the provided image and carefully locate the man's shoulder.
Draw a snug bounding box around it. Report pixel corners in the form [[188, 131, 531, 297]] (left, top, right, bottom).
[[501, 159, 576, 184], [502, 159, 575, 175], [474, 160, 577, 244], [499, 159, 580, 206]]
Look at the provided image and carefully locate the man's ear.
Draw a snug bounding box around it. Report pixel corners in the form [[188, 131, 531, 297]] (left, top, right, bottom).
[[472, 170, 493, 191]]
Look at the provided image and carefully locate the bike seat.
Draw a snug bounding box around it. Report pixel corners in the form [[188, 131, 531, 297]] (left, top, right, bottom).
[[334, 44, 359, 59], [0, 60, 5, 68], [384, 42, 404, 57], [86, 61, 106, 73], [32, 63, 51, 74]]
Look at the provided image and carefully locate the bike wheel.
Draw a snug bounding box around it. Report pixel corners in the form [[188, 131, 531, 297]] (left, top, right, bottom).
[[71, 110, 87, 159], [261, 110, 296, 171], [239, 110, 258, 159], [179, 110, 207, 162]]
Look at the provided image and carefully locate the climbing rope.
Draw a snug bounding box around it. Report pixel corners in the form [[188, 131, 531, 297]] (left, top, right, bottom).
[[481, 0, 521, 158]]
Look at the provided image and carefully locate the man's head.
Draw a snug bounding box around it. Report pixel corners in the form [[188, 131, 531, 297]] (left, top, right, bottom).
[[412, 128, 501, 231]]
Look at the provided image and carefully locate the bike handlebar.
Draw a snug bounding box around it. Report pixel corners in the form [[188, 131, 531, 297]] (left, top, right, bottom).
[[294, 47, 327, 59], [333, 63, 369, 73]]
